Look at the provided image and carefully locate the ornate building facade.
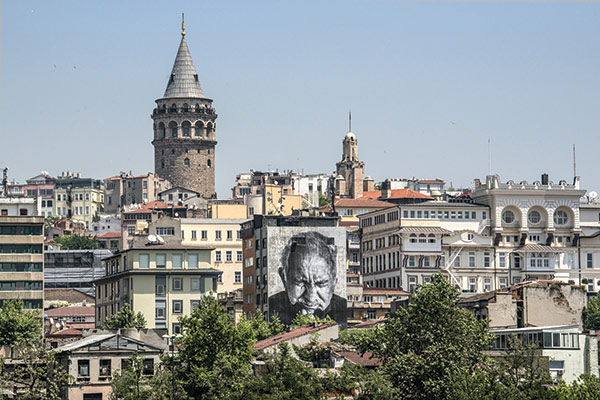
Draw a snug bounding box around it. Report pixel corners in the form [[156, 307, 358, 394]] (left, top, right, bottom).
[[152, 24, 217, 198]]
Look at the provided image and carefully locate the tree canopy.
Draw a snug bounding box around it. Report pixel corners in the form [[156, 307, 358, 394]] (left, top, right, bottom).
[[0, 299, 41, 346], [52, 234, 99, 250], [102, 303, 147, 330], [582, 292, 600, 330]]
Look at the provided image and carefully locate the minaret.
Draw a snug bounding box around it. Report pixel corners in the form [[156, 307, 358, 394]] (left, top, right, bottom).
[[335, 112, 365, 198], [152, 15, 217, 198]]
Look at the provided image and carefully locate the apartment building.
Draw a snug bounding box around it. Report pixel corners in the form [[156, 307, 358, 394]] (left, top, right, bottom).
[[23, 172, 56, 217], [0, 197, 44, 310], [44, 250, 111, 296], [54, 172, 104, 230], [104, 172, 171, 214], [180, 218, 245, 294], [94, 243, 220, 334]]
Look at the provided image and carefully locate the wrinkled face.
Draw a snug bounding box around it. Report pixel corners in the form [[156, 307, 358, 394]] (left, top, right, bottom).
[[283, 252, 335, 314]]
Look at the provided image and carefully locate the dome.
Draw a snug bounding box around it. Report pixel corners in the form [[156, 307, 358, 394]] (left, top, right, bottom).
[[345, 132, 356, 140]]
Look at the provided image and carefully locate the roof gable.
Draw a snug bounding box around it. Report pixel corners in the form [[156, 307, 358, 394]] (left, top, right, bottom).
[[57, 334, 163, 353]]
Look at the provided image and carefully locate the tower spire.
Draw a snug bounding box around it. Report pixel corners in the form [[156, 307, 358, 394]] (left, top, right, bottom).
[[349, 110, 352, 132], [181, 13, 186, 37]]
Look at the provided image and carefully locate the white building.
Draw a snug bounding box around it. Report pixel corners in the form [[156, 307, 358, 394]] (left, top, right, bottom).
[[291, 173, 330, 208], [358, 174, 600, 296]]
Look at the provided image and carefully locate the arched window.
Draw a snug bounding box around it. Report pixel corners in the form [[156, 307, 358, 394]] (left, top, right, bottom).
[[158, 122, 166, 138], [183, 103, 189, 112], [418, 234, 427, 243], [194, 121, 204, 137], [528, 210, 541, 224], [206, 121, 214, 135], [409, 234, 417, 243], [428, 234, 436, 243], [195, 103, 200, 112], [502, 209, 515, 224], [207, 159, 212, 168], [554, 210, 569, 226], [182, 121, 191, 137], [169, 103, 177, 113], [169, 121, 178, 138], [184, 158, 190, 167]]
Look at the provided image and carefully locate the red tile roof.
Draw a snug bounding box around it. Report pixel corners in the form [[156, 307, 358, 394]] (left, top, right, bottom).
[[334, 198, 396, 208], [69, 323, 96, 330], [105, 176, 120, 180], [335, 350, 381, 367], [44, 288, 95, 304], [49, 328, 83, 337], [45, 306, 95, 317], [362, 287, 409, 295], [360, 189, 433, 200], [97, 232, 121, 239], [253, 324, 336, 351], [418, 179, 444, 184]]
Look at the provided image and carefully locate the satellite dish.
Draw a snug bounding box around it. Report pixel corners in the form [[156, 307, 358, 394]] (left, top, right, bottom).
[[156, 235, 165, 244], [589, 191, 598, 200], [55, 323, 61, 329], [148, 234, 158, 243], [49, 318, 54, 324]]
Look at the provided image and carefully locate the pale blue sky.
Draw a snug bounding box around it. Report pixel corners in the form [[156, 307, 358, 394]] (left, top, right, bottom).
[[2, 1, 599, 197]]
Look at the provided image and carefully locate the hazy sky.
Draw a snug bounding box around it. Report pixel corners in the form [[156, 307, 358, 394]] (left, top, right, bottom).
[[2, 1, 599, 197]]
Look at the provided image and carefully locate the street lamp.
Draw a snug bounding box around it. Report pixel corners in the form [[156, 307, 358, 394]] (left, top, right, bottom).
[[162, 334, 183, 399]]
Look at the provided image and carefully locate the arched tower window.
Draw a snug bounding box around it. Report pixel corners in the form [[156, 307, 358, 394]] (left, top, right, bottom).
[[183, 103, 189, 112], [169, 121, 178, 138], [184, 158, 190, 167], [158, 122, 166, 138], [194, 121, 204, 137], [195, 103, 200, 112], [207, 159, 212, 168], [206, 121, 214, 135], [182, 121, 191, 137], [169, 103, 177, 113], [161, 160, 165, 168]]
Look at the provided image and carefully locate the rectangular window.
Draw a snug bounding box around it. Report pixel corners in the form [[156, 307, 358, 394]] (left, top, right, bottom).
[[201, 230, 208, 239], [172, 323, 181, 334], [190, 300, 200, 310], [234, 271, 242, 283], [78, 360, 90, 377], [226, 251, 232, 262], [191, 278, 200, 291], [215, 230, 222, 240], [143, 359, 154, 376], [484, 252, 490, 268], [172, 278, 183, 291], [188, 254, 198, 269], [469, 278, 476, 292], [499, 254, 506, 268], [469, 252, 475, 268], [408, 256, 416, 267], [191, 230, 197, 240], [423, 256, 430, 267], [139, 254, 149, 269], [513, 255, 521, 269], [156, 227, 175, 236], [172, 300, 183, 314], [215, 251, 222, 262], [587, 254, 593, 269], [453, 255, 460, 267], [172, 254, 182, 269], [236, 251, 243, 262], [484, 278, 491, 292], [227, 230, 233, 240], [498, 278, 507, 288], [156, 254, 166, 268], [99, 359, 111, 377]]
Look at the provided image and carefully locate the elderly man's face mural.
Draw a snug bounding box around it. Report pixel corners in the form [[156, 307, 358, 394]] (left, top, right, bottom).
[[279, 234, 337, 315]]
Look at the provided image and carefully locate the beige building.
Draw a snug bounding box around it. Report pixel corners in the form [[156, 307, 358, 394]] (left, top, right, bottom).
[[94, 244, 221, 335], [54, 172, 104, 230], [0, 198, 44, 311], [245, 183, 303, 217], [180, 218, 245, 294], [104, 172, 170, 214]]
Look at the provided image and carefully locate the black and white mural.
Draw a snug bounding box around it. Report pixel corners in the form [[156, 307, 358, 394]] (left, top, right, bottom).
[[267, 227, 347, 327]]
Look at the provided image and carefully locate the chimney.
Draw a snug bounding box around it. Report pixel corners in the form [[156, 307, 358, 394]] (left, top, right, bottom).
[[541, 173, 549, 185], [382, 179, 392, 199]]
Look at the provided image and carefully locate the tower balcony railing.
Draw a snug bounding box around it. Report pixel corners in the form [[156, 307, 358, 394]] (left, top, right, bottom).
[[153, 106, 216, 117]]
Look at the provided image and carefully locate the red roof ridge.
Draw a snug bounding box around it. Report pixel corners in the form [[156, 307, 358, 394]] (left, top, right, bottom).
[[253, 323, 336, 350]]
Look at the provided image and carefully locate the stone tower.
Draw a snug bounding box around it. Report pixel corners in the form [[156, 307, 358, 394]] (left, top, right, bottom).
[[152, 22, 217, 198], [335, 130, 365, 199]]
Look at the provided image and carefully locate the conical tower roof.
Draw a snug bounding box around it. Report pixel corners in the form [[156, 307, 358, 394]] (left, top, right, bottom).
[[163, 37, 206, 99]]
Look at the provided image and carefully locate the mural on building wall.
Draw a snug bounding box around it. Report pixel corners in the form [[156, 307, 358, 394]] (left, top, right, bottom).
[[268, 228, 347, 327]]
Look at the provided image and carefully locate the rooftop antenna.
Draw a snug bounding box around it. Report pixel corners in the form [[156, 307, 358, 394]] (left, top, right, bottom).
[[181, 13, 186, 37], [488, 138, 492, 176], [349, 110, 352, 132], [573, 144, 577, 178]]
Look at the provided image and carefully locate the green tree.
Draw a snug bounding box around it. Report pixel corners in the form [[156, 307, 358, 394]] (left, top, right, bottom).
[[582, 293, 600, 330], [237, 312, 284, 342], [44, 216, 60, 228], [245, 343, 324, 400], [110, 354, 153, 400], [0, 299, 41, 346], [52, 234, 99, 250], [318, 195, 331, 207], [175, 295, 255, 399], [554, 374, 600, 399], [102, 304, 146, 330], [290, 312, 335, 330], [359, 273, 493, 400], [0, 344, 72, 400]]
